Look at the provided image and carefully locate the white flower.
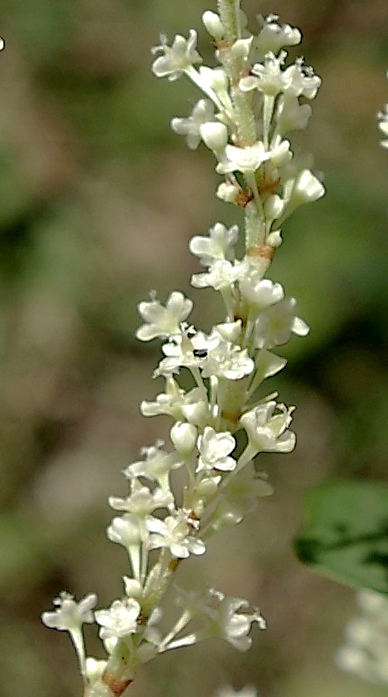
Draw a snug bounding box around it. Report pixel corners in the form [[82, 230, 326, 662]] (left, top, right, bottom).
[[197, 427, 236, 472], [287, 168, 325, 208], [275, 95, 312, 134], [217, 139, 291, 175], [255, 14, 301, 56], [151, 30, 202, 81], [136, 291, 193, 341], [239, 277, 284, 313], [107, 513, 144, 549], [214, 320, 242, 343], [240, 401, 296, 457], [189, 222, 239, 267], [179, 387, 210, 427], [95, 598, 141, 640], [283, 59, 321, 99], [254, 296, 309, 348], [147, 510, 206, 558], [202, 334, 255, 381], [107, 512, 152, 581], [41, 592, 97, 676], [254, 348, 287, 384], [42, 592, 97, 632], [124, 441, 183, 493], [171, 99, 215, 150], [156, 328, 220, 376], [240, 52, 290, 97], [206, 591, 266, 651], [191, 259, 242, 290], [109, 479, 173, 516]]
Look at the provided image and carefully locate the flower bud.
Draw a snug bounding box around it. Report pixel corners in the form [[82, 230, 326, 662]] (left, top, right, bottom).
[[170, 421, 197, 458], [216, 181, 240, 204], [264, 194, 284, 222], [202, 11, 224, 40], [292, 169, 325, 204], [200, 122, 228, 156]]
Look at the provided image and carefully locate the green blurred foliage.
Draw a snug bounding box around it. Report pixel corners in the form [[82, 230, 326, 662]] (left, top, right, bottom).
[[0, 1, 387, 696], [296, 482, 388, 593]]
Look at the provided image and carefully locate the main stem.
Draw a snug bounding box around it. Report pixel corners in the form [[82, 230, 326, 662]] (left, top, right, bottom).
[[218, 0, 267, 253]]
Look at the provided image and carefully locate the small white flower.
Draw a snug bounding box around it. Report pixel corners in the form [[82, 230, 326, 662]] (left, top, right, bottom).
[[239, 277, 284, 313], [202, 333, 255, 381], [206, 592, 266, 651], [107, 513, 144, 549], [124, 441, 183, 493], [41, 592, 97, 676], [42, 592, 97, 632], [197, 426, 236, 472], [240, 401, 296, 457], [191, 259, 242, 290], [254, 14, 301, 56], [151, 30, 202, 81], [275, 94, 312, 134], [214, 320, 242, 343], [147, 510, 206, 558], [189, 222, 239, 267], [283, 59, 321, 99], [136, 291, 193, 341], [288, 168, 325, 207], [217, 141, 268, 174], [109, 479, 173, 516], [240, 52, 290, 97], [217, 139, 291, 175], [95, 598, 141, 640], [254, 296, 309, 348], [171, 99, 215, 150], [141, 376, 186, 418], [156, 328, 220, 376]]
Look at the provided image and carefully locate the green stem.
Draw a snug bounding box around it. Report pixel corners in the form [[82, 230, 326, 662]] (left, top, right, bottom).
[[217, 0, 239, 40]]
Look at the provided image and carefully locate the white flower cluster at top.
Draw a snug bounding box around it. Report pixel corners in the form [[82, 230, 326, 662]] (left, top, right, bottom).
[[42, 5, 324, 697]]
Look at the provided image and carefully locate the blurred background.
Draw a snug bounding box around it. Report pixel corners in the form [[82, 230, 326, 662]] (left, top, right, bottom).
[[0, 0, 387, 696]]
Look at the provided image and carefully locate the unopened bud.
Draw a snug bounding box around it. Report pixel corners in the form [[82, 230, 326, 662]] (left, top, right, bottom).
[[170, 421, 197, 457]]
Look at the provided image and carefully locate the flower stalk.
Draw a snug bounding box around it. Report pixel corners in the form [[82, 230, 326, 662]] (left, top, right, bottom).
[[41, 3, 324, 696]]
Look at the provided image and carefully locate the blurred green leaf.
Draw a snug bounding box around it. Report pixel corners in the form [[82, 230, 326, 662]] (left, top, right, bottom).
[[295, 481, 388, 593]]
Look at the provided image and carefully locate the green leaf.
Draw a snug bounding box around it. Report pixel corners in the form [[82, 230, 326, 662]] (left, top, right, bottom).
[[295, 481, 388, 594]]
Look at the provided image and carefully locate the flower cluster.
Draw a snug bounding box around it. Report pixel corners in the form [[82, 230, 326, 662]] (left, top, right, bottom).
[[42, 5, 323, 697], [155, 11, 324, 251], [336, 589, 388, 685], [378, 70, 388, 149]]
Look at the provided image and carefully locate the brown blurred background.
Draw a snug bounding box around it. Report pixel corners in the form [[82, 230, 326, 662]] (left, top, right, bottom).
[[0, 1, 387, 696]]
